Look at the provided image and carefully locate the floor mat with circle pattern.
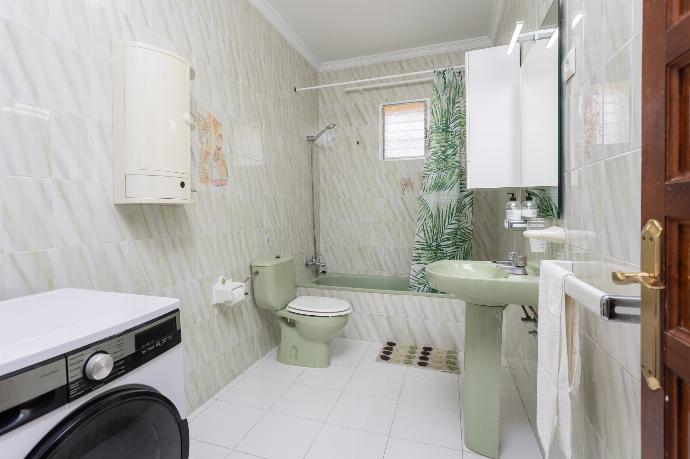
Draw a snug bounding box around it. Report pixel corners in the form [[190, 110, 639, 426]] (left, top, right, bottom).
[[375, 341, 460, 373]]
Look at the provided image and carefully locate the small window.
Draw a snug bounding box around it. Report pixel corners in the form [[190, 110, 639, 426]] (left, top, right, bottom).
[[380, 99, 429, 160]]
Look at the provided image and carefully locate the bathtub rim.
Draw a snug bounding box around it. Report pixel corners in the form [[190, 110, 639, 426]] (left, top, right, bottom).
[[298, 272, 457, 299]]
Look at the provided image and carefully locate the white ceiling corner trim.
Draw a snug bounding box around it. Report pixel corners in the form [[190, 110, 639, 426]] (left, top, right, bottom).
[[318, 36, 493, 72], [247, 0, 321, 69]]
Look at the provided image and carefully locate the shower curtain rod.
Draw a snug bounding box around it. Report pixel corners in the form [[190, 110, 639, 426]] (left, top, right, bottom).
[[343, 76, 434, 93], [293, 64, 464, 92]]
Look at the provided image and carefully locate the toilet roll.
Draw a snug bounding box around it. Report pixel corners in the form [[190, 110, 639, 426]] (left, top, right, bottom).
[[212, 276, 246, 307]]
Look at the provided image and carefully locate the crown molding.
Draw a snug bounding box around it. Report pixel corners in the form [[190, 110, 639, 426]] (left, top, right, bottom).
[[488, 0, 506, 44], [318, 36, 493, 72], [247, 0, 320, 70], [249, 0, 494, 74]]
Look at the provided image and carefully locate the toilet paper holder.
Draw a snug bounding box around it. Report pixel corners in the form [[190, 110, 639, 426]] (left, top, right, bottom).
[[212, 276, 249, 306]]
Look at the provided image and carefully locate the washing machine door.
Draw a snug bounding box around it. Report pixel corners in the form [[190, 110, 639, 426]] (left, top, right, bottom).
[[26, 385, 188, 459]]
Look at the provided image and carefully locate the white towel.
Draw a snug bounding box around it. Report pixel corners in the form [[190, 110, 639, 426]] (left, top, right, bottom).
[[536, 261, 581, 458]]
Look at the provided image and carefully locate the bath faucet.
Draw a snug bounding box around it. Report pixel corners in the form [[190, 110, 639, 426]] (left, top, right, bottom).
[[493, 252, 528, 275], [305, 255, 326, 274]]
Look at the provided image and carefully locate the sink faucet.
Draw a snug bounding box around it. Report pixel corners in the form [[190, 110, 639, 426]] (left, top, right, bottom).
[[493, 252, 528, 275], [305, 255, 326, 275], [492, 251, 517, 266]]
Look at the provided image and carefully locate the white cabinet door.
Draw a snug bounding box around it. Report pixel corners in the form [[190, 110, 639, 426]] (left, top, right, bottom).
[[466, 45, 521, 189]]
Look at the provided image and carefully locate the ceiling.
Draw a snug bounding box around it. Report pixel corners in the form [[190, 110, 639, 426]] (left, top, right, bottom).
[[250, 0, 498, 71]]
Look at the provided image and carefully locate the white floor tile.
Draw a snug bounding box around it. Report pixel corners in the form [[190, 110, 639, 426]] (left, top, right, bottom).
[[357, 342, 408, 374], [296, 363, 356, 390], [187, 340, 542, 459], [390, 402, 462, 450], [399, 375, 461, 411], [463, 452, 491, 459], [498, 417, 543, 459], [383, 437, 462, 459], [247, 353, 304, 382], [188, 398, 218, 422], [225, 451, 258, 459], [225, 452, 259, 459], [218, 374, 292, 410], [236, 412, 322, 459], [330, 338, 371, 366], [272, 383, 342, 421], [305, 424, 388, 459], [327, 391, 398, 435], [501, 367, 517, 391], [405, 366, 459, 383], [345, 367, 405, 400], [189, 439, 230, 459], [190, 401, 264, 449], [462, 417, 543, 458], [500, 389, 527, 421]]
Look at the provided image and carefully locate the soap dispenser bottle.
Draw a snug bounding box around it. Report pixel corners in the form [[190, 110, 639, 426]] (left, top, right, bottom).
[[522, 192, 538, 219], [505, 193, 522, 221]]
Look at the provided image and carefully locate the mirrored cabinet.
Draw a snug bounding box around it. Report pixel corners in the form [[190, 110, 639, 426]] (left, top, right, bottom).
[[465, 38, 558, 190]]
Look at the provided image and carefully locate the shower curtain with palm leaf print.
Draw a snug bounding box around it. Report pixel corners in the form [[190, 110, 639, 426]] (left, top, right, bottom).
[[409, 69, 472, 293]]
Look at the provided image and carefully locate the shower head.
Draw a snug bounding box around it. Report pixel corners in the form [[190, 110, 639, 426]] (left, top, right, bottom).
[[307, 123, 336, 142]]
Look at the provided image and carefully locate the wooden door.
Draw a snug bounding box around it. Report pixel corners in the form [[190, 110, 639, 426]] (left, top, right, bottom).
[[643, 0, 690, 456]]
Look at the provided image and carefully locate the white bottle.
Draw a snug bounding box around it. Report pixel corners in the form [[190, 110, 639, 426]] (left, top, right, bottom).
[[505, 193, 522, 220], [522, 192, 538, 219]]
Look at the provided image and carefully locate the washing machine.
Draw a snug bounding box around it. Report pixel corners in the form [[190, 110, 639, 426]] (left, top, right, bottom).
[[0, 289, 188, 459]]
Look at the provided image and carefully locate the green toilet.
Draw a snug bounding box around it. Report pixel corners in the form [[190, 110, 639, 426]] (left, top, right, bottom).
[[251, 256, 351, 368]]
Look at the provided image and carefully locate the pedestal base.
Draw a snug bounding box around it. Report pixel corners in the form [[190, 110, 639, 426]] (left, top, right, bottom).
[[463, 302, 505, 459]]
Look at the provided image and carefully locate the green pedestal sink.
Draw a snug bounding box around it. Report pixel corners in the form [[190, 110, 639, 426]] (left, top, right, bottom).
[[426, 261, 539, 459]]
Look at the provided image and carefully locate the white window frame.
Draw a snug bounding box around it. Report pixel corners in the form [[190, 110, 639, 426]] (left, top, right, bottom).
[[379, 98, 430, 161]]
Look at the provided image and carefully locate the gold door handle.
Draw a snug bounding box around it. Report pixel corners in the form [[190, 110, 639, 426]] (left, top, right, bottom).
[[612, 271, 665, 290], [614, 219, 664, 391]]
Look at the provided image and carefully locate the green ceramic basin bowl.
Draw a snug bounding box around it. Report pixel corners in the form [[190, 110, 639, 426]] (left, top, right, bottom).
[[425, 260, 539, 306]]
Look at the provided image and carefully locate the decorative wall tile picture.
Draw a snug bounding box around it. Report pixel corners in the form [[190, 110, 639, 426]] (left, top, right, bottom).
[[195, 111, 228, 188]]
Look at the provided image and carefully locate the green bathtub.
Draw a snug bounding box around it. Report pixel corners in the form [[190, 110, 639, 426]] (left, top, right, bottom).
[[300, 272, 452, 298]]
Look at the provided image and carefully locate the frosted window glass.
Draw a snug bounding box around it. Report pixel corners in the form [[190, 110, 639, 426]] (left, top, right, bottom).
[[381, 100, 427, 159]]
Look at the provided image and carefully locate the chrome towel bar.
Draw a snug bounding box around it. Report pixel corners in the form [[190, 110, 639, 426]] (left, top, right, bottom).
[[600, 295, 641, 323], [545, 261, 641, 324]]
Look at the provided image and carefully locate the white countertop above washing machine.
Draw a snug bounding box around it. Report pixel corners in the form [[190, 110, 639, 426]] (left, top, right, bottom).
[[0, 289, 179, 375]]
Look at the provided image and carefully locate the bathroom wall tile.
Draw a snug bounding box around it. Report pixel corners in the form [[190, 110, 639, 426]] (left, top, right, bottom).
[[317, 50, 464, 277], [49, 45, 92, 117], [0, 19, 54, 107], [90, 243, 130, 293], [581, 0, 606, 82], [50, 111, 95, 181], [601, 43, 634, 161], [495, 0, 642, 456], [47, 246, 97, 290], [51, 179, 95, 248], [603, 0, 635, 58], [2, 176, 53, 252], [0, 0, 49, 33], [1, 250, 53, 299], [602, 150, 641, 263], [630, 33, 642, 151], [0, 97, 52, 178]]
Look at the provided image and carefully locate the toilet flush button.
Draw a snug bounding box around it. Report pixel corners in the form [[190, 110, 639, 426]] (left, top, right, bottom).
[[84, 352, 114, 381]]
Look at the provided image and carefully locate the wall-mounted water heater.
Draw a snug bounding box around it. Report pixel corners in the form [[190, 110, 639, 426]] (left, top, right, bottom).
[[113, 42, 194, 204]]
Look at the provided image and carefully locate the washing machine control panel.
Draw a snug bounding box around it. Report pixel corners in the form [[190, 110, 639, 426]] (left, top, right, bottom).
[[66, 310, 181, 401]]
